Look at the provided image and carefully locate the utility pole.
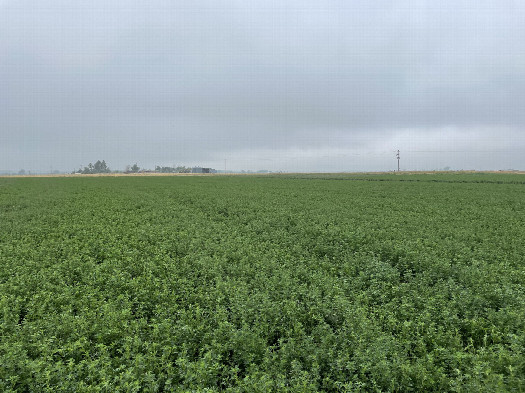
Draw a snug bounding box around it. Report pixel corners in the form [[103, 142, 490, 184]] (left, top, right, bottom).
[[396, 150, 400, 172]]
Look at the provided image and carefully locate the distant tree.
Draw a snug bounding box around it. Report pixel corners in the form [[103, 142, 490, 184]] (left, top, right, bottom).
[[77, 160, 111, 174], [153, 165, 191, 173], [93, 160, 110, 173], [18, 169, 26, 175], [130, 163, 140, 173], [155, 165, 185, 173]]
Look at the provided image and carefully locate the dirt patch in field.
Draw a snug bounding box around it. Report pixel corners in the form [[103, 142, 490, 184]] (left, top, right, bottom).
[[2, 170, 525, 178], [1, 172, 250, 178]]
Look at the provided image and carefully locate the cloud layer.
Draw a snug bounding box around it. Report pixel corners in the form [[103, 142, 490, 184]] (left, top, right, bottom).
[[1, 0, 524, 171]]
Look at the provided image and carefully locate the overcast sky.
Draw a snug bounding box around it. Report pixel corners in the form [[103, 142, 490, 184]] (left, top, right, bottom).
[[1, 0, 524, 172]]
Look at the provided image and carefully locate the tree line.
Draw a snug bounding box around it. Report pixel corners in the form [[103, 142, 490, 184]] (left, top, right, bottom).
[[73, 161, 192, 174], [74, 160, 111, 174]]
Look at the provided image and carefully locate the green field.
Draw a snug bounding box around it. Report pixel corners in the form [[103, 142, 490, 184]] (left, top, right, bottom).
[[1, 173, 524, 392]]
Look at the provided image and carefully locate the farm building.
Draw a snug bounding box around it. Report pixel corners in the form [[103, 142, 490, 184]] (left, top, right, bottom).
[[192, 167, 216, 174]]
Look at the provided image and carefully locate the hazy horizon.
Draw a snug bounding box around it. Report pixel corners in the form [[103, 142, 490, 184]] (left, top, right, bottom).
[[1, 1, 524, 173]]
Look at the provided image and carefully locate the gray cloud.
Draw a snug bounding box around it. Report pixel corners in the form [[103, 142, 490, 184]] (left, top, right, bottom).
[[1, 0, 524, 172]]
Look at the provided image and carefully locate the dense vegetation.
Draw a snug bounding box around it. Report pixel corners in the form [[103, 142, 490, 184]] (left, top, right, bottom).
[[1, 173, 524, 391], [75, 160, 112, 175]]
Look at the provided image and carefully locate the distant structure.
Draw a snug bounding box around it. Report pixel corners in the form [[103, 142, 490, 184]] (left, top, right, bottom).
[[192, 167, 216, 174]]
